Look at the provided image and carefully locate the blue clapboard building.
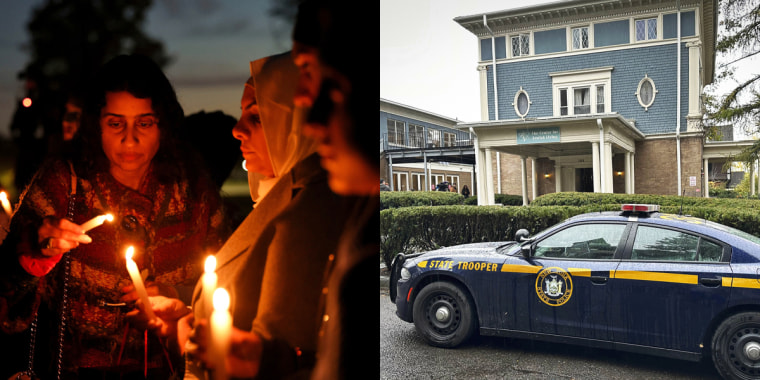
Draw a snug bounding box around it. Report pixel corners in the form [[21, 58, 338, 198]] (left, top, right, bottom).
[[452, 0, 756, 205]]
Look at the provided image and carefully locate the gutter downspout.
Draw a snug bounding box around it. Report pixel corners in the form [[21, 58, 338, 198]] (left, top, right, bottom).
[[597, 119, 605, 193], [676, 0, 683, 195], [484, 15, 499, 120]]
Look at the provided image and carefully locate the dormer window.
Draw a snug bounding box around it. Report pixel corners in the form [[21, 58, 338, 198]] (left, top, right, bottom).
[[635, 17, 658, 41], [511, 34, 530, 57]]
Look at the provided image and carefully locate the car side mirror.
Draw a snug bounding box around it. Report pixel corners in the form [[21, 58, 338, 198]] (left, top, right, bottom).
[[521, 244, 533, 258], [515, 229, 531, 242]]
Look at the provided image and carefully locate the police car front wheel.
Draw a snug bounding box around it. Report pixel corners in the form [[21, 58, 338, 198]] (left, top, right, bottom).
[[412, 281, 477, 348], [712, 312, 760, 380]]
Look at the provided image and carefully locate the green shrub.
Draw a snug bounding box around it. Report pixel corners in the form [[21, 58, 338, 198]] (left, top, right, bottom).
[[380, 205, 579, 268], [379, 191, 525, 209], [380, 191, 464, 209], [530, 192, 760, 209]]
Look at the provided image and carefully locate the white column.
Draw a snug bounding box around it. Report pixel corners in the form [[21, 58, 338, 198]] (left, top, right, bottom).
[[625, 152, 632, 194], [631, 152, 635, 194], [752, 162, 756, 196], [687, 42, 702, 121], [496, 152, 502, 194], [592, 142, 601, 193], [604, 142, 614, 193], [423, 152, 429, 192], [485, 148, 495, 205], [520, 156, 528, 206], [555, 163, 563, 193], [704, 158, 709, 198], [530, 157, 538, 201], [389, 155, 395, 191], [478, 66, 490, 121]]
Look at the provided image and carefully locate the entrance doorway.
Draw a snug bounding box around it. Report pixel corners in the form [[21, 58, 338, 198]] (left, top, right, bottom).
[[575, 168, 594, 192]]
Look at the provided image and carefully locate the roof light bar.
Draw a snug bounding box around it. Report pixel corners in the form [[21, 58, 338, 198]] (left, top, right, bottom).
[[621, 204, 660, 213]]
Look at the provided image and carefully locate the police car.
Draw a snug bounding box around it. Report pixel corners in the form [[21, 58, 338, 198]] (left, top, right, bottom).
[[389, 204, 760, 380]]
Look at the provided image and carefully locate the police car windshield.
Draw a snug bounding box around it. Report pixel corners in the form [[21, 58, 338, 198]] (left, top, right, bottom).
[[705, 220, 760, 245]]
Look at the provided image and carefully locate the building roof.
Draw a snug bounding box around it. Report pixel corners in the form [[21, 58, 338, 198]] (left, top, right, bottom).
[[380, 98, 461, 126]]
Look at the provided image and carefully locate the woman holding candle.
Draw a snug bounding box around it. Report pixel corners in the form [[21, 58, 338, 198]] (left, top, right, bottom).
[[165, 50, 358, 380], [0, 54, 228, 379]]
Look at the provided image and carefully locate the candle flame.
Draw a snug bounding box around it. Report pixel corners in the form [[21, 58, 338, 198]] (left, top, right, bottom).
[[125, 246, 134, 261], [0, 191, 7, 201], [205, 255, 217, 273], [105, 214, 114, 222], [213, 288, 230, 311]]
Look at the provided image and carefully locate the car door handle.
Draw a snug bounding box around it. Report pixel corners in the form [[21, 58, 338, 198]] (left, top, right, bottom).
[[590, 276, 608, 284], [700, 277, 722, 287]]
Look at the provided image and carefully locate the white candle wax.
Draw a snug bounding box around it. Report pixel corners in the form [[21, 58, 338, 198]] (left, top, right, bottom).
[[81, 213, 114, 232], [125, 246, 156, 320], [202, 255, 218, 320], [0, 191, 11, 217], [211, 288, 231, 380]]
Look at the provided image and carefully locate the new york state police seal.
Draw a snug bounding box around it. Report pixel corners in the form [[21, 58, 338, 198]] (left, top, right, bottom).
[[535, 267, 573, 306]]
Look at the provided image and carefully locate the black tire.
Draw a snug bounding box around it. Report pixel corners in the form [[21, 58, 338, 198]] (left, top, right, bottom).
[[412, 281, 477, 348], [712, 312, 760, 380]]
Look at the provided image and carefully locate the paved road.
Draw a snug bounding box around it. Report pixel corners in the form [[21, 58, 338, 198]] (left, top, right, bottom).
[[380, 288, 722, 380]]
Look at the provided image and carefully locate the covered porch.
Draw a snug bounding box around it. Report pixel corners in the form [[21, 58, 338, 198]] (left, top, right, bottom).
[[460, 114, 645, 205]]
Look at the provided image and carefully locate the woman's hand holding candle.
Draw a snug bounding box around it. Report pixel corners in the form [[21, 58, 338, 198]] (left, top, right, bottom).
[[0, 191, 12, 217], [80, 213, 114, 232], [125, 246, 156, 321]]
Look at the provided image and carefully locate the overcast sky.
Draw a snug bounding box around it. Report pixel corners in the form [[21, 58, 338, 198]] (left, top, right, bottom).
[[380, 0, 758, 138], [0, 0, 294, 140]]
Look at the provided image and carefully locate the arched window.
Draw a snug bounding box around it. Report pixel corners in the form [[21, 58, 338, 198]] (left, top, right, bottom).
[[636, 75, 658, 111], [513, 87, 531, 118]]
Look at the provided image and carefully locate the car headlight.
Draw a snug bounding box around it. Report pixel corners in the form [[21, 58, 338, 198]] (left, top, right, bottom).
[[400, 267, 411, 280]]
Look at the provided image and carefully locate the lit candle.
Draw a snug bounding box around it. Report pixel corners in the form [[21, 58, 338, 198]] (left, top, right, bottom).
[[0, 191, 11, 217], [81, 213, 114, 232], [202, 255, 218, 319], [211, 288, 231, 380], [125, 246, 156, 320]]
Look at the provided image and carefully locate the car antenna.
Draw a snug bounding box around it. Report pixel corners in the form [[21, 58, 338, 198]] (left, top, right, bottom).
[[679, 189, 685, 215]]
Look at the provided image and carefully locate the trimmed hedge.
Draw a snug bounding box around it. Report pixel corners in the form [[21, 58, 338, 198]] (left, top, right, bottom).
[[379, 202, 760, 269], [530, 192, 760, 209], [380, 191, 523, 209]]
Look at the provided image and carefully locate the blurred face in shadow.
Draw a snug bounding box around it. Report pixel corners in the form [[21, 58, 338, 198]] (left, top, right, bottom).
[[304, 72, 378, 195], [100, 91, 160, 188], [62, 101, 82, 141], [232, 80, 274, 177], [292, 41, 322, 108]]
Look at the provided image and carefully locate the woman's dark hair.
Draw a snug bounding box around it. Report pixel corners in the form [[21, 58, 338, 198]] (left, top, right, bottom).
[[76, 54, 192, 184]]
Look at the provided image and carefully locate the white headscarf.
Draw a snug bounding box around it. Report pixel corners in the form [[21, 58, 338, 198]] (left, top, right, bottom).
[[246, 51, 318, 203]]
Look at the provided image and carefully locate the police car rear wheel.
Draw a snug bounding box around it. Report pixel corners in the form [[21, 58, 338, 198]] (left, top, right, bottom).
[[712, 312, 760, 380], [413, 281, 476, 348]]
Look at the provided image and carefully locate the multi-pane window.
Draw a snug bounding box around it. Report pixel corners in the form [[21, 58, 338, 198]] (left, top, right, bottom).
[[387, 119, 405, 145], [596, 85, 605, 113], [511, 34, 530, 57], [574, 87, 591, 115], [427, 129, 440, 148], [443, 132, 456, 147], [631, 226, 723, 262], [635, 18, 657, 41], [409, 124, 424, 148], [572, 27, 589, 49], [557, 85, 607, 116]]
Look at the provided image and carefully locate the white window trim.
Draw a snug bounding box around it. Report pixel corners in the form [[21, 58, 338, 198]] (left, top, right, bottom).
[[510, 33, 531, 58], [635, 74, 658, 111], [569, 25, 592, 51], [632, 15, 662, 43], [550, 67, 613, 117], [513, 87, 532, 118]]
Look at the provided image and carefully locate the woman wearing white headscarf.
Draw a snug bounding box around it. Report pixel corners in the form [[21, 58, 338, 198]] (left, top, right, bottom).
[[169, 51, 354, 379]]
